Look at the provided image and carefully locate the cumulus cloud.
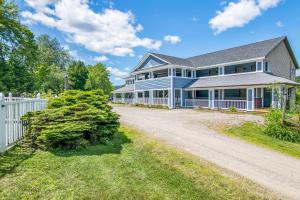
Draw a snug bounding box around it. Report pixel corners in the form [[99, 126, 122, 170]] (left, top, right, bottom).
[[163, 35, 181, 44], [209, 0, 281, 34], [93, 55, 109, 62], [125, 67, 130, 71], [107, 67, 129, 80], [22, 0, 161, 56]]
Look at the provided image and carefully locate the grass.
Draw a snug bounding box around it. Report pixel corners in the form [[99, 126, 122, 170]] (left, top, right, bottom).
[[223, 122, 300, 159], [0, 126, 275, 200]]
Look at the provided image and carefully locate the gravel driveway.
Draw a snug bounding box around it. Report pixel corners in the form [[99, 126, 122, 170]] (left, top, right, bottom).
[[113, 105, 300, 200]]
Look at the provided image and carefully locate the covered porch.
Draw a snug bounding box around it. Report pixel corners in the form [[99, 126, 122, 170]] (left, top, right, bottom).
[[135, 89, 169, 106], [184, 86, 286, 111]]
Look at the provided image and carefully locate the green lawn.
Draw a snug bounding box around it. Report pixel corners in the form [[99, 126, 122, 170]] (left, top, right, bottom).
[[0, 126, 274, 200], [223, 122, 300, 159]]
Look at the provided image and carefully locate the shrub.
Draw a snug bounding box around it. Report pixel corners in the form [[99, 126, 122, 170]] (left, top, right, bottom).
[[296, 90, 300, 105], [229, 106, 237, 112], [264, 109, 300, 143], [22, 90, 119, 149]]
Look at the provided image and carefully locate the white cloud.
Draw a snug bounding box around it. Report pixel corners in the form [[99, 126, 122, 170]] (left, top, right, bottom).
[[107, 67, 129, 80], [163, 35, 181, 44], [125, 67, 130, 71], [22, 0, 161, 56], [209, 0, 281, 34], [276, 20, 284, 27], [93, 55, 109, 62], [258, 0, 280, 10]]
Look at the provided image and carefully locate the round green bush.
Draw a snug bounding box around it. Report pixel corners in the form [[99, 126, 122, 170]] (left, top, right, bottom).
[[22, 90, 119, 149], [264, 109, 300, 143]]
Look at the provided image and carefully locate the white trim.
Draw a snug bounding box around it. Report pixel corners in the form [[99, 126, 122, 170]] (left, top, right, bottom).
[[135, 76, 170, 82], [131, 53, 170, 73]]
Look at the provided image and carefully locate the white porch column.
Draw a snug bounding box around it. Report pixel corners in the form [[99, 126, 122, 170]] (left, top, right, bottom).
[[170, 68, 174, 109], [150, 90, 153, 105], [121, 93, 125, 103], [271, 86, 281, 109], [247, 88, 255, 111], [261, 88, 264, 108]]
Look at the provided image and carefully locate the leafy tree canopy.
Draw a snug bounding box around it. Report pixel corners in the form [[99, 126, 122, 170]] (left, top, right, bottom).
[[67, 60, 88, 90], [0, 0, 37, 93], [85, 63, 114, 95]]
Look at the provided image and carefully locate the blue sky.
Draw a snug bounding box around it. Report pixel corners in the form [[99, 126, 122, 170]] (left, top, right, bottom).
[[18, 0, 300, 85]]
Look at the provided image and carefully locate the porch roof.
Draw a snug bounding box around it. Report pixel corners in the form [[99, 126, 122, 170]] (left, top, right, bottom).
[[113, 84, 134, 93], [185, 72, 300, 89]]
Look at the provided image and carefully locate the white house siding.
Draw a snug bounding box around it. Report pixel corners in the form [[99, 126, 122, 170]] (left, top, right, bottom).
[[266, 41, 296, 81]]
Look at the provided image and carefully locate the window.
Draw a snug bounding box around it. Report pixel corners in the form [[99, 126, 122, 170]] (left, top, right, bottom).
[[196, 68, 218, 78], [264, 62, 269, 72], [224, 89, 246, 100], [175, 68, 182, 77], [257, 62, 262, 71], [186, 69, 192, 77], [195, 90, 208, 99], [224, 62, 256, 75], [187, 91, 193, 99], [153, 69, 168, 78]]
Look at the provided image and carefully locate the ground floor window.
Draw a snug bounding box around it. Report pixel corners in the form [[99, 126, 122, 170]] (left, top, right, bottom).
[[153, 90, 168, 98], [224, 89, 246, 100], [195, 90, 208, 99]]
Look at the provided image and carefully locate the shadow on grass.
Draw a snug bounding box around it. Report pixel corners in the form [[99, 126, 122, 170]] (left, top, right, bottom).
[[0, 140, 35, 178], [0, 131, 131, 177], [50, 130, 132, 157]]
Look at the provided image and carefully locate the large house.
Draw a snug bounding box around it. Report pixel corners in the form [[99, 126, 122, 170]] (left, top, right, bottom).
[[112, 36, 299, 111]]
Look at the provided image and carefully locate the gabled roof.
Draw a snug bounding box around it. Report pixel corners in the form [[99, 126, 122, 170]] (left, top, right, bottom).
[[187, 36, 288, 68], [132, 36, 298, 73], [186, 72, 300, 89], [150, 53, 193, 66]]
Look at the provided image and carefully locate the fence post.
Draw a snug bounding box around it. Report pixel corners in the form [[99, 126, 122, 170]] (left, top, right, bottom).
[[0, 93, 6, 153]]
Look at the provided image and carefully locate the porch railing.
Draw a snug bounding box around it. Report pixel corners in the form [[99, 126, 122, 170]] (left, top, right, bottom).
[[153, 98, 168, 105], [0, 93, 47, 152], [136, 97, 150, 105], [214, 100, 247, 110], [185, 99, 209, 108], [113, 98, 133, 104]]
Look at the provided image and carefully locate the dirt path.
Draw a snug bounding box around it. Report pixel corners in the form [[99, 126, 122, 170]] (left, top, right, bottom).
[[113, 105, 300, 200]]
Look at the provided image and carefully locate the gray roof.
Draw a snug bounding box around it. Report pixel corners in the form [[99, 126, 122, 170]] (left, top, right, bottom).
[[145, 36, 298, 70], [150, 53, 194, 66], [113, 84, 134, 93], [186, 72, 300, 89], [186, 36, 286, 68]]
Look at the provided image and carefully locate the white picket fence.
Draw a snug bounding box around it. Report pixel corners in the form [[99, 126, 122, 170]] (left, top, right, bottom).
[[0, 93, 47, 152]]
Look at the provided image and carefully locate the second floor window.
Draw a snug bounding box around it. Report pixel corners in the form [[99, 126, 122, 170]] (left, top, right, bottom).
[[196, 68, 218, 78], [175, 68, 182, 77], [185, 69, 192, 77], [224, 62, 256, 75]]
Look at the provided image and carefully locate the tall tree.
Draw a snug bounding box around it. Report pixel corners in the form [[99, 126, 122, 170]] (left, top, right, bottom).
[[0, 0, 37, 93], [67, 60, 88, 90], [85, 63, 113, 95], [35, 35, 71, 93]]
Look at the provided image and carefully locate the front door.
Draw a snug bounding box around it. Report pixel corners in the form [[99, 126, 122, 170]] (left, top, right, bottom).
[[175, 89, 181, 108], [263, 88, 271, 108]]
